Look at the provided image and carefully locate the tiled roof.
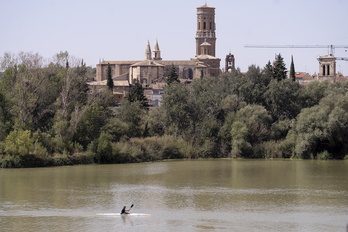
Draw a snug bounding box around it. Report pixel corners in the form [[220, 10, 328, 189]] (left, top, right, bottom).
[[131, 60, 164, 67], [99, 61, 140, 65]]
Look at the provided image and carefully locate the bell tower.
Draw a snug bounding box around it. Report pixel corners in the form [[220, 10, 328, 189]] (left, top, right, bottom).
[[318, 55, 336, 81], [196, 4, 216, 57]]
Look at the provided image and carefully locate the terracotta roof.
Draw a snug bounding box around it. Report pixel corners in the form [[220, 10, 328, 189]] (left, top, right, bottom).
[[295, 72, 306, 78]]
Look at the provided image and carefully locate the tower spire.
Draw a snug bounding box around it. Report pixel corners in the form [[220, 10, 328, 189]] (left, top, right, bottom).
[[153, 39, 162, 60], [145, 40, 152, 60]]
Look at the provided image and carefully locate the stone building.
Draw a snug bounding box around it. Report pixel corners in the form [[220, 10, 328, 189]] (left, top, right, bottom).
[[91, 4, 221, 105], [317, 55, 336, 82], [95, 4, 221, 83]]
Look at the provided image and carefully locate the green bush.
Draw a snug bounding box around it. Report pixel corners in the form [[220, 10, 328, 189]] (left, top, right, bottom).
[[316, 151, 332, 160], [0, 155, 21, 168]]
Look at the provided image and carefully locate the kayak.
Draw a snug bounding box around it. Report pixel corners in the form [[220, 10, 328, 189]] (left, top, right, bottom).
[[97, 213, 151, 216]]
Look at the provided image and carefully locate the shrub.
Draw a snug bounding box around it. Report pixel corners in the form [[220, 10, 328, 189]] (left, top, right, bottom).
[[316, 150, 332, 160]]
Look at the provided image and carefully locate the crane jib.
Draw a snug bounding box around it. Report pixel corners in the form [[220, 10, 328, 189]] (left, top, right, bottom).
[[244, 44, 348, 57]]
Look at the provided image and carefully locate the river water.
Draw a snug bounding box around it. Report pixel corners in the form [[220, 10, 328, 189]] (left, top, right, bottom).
[[0, 159, 347, 232]]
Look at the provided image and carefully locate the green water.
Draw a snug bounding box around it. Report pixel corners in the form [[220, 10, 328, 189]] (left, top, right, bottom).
[[1, 159, 347, 231]]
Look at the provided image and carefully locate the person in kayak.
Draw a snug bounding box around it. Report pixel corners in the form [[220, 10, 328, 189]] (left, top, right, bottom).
[[121, 204, 133, 214]]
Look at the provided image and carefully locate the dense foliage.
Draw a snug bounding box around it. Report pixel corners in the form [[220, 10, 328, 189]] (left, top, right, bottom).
[[1, 52, 348, 168]]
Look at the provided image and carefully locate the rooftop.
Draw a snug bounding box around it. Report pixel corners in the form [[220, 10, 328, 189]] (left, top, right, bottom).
[[197, 4, 215, 9]]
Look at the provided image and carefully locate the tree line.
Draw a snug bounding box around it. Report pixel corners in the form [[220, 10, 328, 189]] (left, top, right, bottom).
[[0, 51, 347, 168]]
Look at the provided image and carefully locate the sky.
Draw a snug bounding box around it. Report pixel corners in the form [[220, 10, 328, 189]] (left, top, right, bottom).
[[1, 0, 348, 75]]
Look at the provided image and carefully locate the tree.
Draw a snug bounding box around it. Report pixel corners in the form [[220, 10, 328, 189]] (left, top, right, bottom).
[[272, 54, 287, 81], [0, 89, 12, 140], [72, 103, 112, 149], [290, 55, 296, 82], [162, 82, 194, 136], [125, 80, 148, 108], [231, 105, 272, 157], [166, 65, 180, 85], [119, 100, 145, 138], [291, 93, 348, 159], [264, 60, 273, 79], [264, 79, 303, 121], [106, 63, 114, 91]]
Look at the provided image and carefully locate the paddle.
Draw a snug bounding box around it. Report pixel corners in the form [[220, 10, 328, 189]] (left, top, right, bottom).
[[129, 204, 134, 212]]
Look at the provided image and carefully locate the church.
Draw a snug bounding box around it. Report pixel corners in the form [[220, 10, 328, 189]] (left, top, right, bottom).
[[90, 4, 222, 106]]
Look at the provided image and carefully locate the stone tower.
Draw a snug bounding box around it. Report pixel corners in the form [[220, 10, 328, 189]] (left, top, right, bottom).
[[318, 55, 336, 81], [145, 41, 152, 60], [225, 52, 235, 72], [196, 4, 216, 57], [153, 40, 162, 60]]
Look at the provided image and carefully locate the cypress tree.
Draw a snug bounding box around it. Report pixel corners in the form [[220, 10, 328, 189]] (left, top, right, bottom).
[[290, 55, 296, 82], [106, 63, 114, 91]]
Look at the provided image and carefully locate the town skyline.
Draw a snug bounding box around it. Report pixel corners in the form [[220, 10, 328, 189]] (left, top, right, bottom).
[[1, 0, 347, 75]]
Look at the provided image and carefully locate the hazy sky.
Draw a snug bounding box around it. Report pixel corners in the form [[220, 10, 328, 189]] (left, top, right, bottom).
[[1, 0, 348, 75]]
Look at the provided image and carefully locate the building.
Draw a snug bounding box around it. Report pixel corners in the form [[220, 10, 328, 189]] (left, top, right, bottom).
[[317, 55, 336, 82], [90, 4, 221, 105]]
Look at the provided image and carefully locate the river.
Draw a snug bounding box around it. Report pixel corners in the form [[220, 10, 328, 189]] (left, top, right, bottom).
[[0, 159, 347, 231]]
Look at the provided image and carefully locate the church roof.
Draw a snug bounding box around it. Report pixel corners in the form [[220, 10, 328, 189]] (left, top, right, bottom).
[[99, 59, 210, 68], [87, 80, 129, 86], [195, 54, 220, 60], [131, 60, 165, 67], [99, 61, 140, 65]]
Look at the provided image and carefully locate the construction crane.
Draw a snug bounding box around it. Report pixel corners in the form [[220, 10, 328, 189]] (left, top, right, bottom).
[[244, 44, 348, 57], [336, 57, 348, 61]]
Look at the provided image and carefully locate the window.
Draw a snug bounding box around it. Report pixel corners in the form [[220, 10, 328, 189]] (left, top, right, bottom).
[[327, 65, 330, 76], [323, 65, 326, 76], [203, 22, 206, 30]]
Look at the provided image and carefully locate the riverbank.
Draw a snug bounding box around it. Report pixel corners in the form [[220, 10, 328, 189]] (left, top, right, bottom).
[[1, 135, 347, 168], [0, 136, 215, 168]]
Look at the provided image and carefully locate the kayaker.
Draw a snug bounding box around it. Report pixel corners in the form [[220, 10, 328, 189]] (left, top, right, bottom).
[[121, 204, 133, 214]]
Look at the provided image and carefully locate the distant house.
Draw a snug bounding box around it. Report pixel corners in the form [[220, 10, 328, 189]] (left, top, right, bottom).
[[335, 72, 348, 82], [295, 72, 315, 84]]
